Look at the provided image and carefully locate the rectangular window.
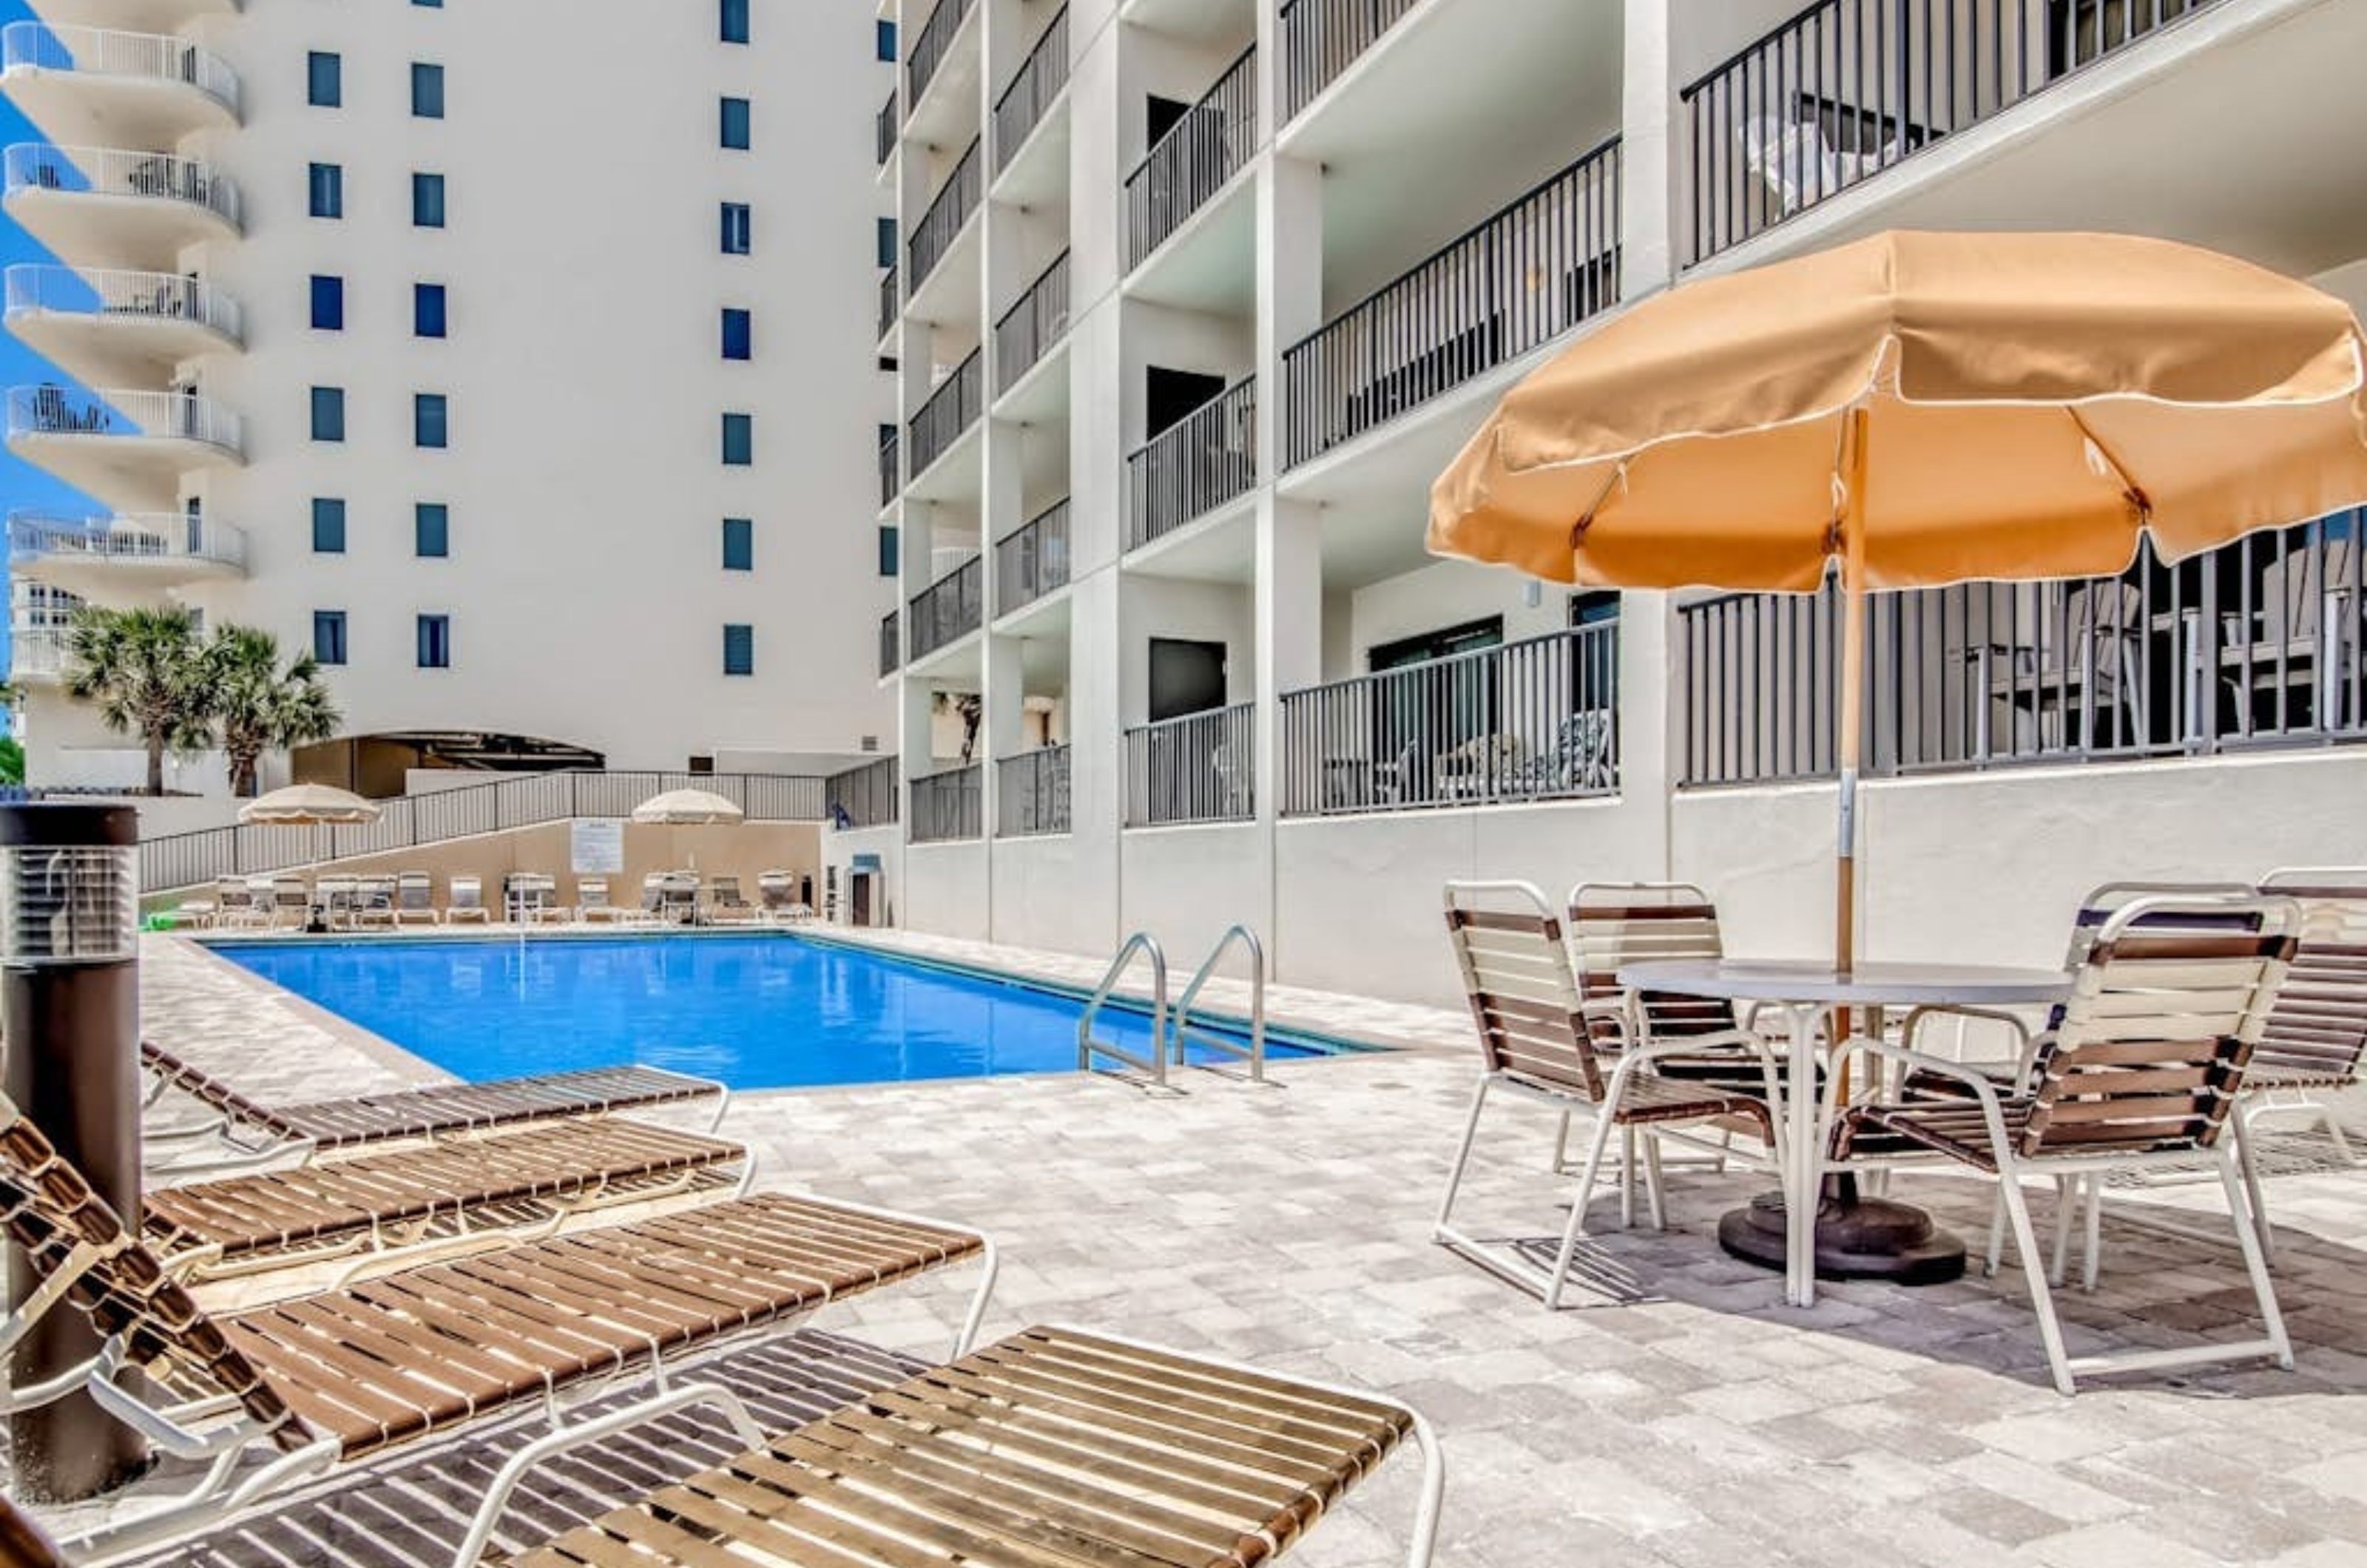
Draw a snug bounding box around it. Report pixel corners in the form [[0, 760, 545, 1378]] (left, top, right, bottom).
[[416, 614, 450, 669], [721, 517, 752, 571], [720, 412, 752, 466], [720, 0, 749, 44], [308, 274, 343, 331], [313, 611, 347, 666], [875, 217, 897, 269], [311, 498, 346, 554], [411, 61, 444, 118], [310, 385, 345, 442], [308, 161, 342, 218], [413, 0, 442, 7], [876, 19, 897, 61], [307, 50, 341, 107], [723, 624, 754, 676], [414, 393, 448, 449], [415, 502, 450, 558], [720, 96, 750, 149], [413, 282, 448, 338], [720, 307, 751, 360], [412, 172, 446, 228], [719, 201, 751, 255], [877, 525, 899, 578]]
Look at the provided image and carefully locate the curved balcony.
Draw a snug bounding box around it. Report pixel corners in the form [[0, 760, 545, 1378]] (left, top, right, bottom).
[[1, 24, 239, 149], [10, 509, 244, 598], [4, 143, 240, 271], [21, 0, 239, 38], [7, 385, 242, 508], [5, 264, 239, 385], [10, 625, 70, 687]]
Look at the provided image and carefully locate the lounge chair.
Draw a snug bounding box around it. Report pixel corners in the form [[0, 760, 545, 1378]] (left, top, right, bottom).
[[575, 875, 632, 923], [505, 871, 557, 923], [212, 876, 263, 930], [445, 873, 492, 924], [1436, 881, 1780, 1309], [470, 1325, 1442, 1568], [142, 1038, 729, 1166], [393, 871, 441, 925], [705, 873, 755, 924], [0, 1095, 996, 1562], [266, 874, 310, 930], [349, 873, 399, 929], [757, 868, 795, 922], [1844, 895, 2301, 1395]]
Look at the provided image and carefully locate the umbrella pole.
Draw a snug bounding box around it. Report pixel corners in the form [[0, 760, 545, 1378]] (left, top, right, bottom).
[[1835, 407, 1870, 980]]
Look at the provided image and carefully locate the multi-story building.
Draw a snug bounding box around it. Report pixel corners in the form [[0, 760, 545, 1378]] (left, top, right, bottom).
[[1, 0, 894, 802], [841, 0, 2367, 1004]]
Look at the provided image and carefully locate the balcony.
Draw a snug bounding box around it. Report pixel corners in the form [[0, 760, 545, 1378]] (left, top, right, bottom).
[[7, 385, 241, 505], [909, 762, 982, 844], [1, 23, 239, 148], [1126, 703, 1254, 827], [908, 555, 983, 662], [1124, 46, 1256, 270], [879, 428, 900, 508], [993, 4, 1069, 175], [876, 89, 897, 166], [1283, 138, 1619, 470], [879, 609, 902, 677], [997, 744, 1070, 837], [827, 754, 898, 830], [1127, 377, 1255, 551], [4, 264, 240, 386], [10, 624, 68, 686], [21, 0, 238, 35], [1278, 0, 1419, 121], [1279, 622, 1620, 817], [9, 508, 244, 596], [4, 143, 240, 269], [909, 346, 982, 479], [908, 138, 981, 294], [993, 249, 1068, 396], [996, 499, 1069, 618], [906, 0, 977, 116], [878, 265, 899, 344]]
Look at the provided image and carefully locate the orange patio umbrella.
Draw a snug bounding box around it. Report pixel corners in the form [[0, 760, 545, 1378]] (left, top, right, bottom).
[[1431, 229, 2367, 969]]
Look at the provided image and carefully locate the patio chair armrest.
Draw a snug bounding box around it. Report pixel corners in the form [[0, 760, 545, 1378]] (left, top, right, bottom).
[[1851, 1038, 2013, 1118], [1899, 1005, 2047, 1087]]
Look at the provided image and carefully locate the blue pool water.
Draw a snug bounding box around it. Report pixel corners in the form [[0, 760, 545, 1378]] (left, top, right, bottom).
[[210, 934, 1338, 1091]]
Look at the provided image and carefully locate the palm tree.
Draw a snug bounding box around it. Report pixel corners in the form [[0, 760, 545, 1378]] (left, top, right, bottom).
[[64, 605, 215, 795], [207, 626, 340, 797]]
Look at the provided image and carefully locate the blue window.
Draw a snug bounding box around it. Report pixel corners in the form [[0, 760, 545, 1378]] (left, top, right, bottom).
[[875, 217, 896, 268], [307, 50, 341, 107], [720, 96, 750, 149], [310, 386, 345, 442], [877, 525, 899, 578], [416, 614, 450, 669], [720, 307, 751, 360], [415, 502, 450, 557], [311, 498, 346, 553], [413, 172, 445, 228], [721, 517, 752, 571], [414, 282, 447, 338], [308, 161, 342, 218], [413, 0, 442, 7], [720, 413, 752, 466], [411, 61, 445, 118], [723, 624, 754, 676], [414, 393, 448, 449], [720, 0, 749, 44], [308, 274, 343, 331], [313, 611, 348, 666], [876, 19, 897, 61], [720, 202, 751, 255]]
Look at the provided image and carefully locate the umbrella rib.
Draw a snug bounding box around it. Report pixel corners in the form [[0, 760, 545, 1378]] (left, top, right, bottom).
[[2064, 407, 2152, 521]]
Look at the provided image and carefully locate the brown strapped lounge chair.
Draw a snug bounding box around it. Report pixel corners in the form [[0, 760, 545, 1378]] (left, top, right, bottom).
[[143, 1040, 729, 1168], [467, 1325, 1442, 1568], [0, 1095, 996, 1561]]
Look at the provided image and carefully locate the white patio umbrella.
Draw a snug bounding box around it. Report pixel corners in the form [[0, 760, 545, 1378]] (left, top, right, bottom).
[[237, 783, 380, 826], [631, 787, 743, 885]]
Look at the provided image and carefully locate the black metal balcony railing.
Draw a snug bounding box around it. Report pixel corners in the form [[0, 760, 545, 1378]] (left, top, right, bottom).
[[1680, 512, 2364, 788], [877, 90, 898, 165], [1124, 45, 1257, 270], [910, 763, 983, 843], [996, 499, 1070, 618], [909, 555, 983, 660], [878, 266, 899, 342], [1283, 137, 1621, 470], [1683, 0, 2221, 266], [998, 745, 1070, 837], [1280, 623, 1620, 817], [1126, 703, 1255, 828], [906, 0, 976, 111], [879, 428, 901, 507], [1279, 0, 1421, 121], [908, 138, 982, 291], [993, 4, 1070, 172], [909, 347, 983, 477], [993, 250, 1070, 395], [879, 609, 902, 677], [828, 754, 899, 829], [1127, 378, 1255, 551]]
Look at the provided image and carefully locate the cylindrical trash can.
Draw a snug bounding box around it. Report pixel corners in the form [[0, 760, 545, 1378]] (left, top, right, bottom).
[[0, 802, 148, 1500]]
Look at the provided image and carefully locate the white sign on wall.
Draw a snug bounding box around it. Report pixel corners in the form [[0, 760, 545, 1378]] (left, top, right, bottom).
[[571, 818, 625, 873]]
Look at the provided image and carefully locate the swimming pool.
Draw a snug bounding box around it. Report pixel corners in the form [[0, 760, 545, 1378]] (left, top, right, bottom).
[[209, 934, 1344, 1091]]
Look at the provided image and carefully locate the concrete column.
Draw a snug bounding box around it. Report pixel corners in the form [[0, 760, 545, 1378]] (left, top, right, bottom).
[[1620, 0, 1678, 298]]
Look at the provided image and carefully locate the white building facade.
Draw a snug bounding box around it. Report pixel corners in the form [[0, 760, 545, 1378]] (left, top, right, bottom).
[[841, 0, 2367, 1006]]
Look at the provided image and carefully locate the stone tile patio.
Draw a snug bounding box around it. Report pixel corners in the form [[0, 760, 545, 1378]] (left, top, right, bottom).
[[103, 936, 2367, 1565]]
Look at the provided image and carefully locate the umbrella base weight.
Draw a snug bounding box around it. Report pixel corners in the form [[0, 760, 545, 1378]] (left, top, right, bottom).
[[1718, 1185, 1967, 1285]]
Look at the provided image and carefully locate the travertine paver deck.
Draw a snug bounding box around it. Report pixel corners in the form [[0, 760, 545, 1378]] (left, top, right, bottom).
[[111, 935, 2367, 1566]]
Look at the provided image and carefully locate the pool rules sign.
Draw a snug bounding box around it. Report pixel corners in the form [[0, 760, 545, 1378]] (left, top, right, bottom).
[[572, 818, 625, 874]]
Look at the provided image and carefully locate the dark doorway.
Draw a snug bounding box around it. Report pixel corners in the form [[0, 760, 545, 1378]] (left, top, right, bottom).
[[1147, 367, 1226, 441], [1149, 637, 1227, 722], [851, 873, 874, 927], [1146, 94, 1190, 152]]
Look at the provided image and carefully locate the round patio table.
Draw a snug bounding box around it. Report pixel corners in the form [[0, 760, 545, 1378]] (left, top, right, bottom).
[[1615, 958, 2074, 1308]]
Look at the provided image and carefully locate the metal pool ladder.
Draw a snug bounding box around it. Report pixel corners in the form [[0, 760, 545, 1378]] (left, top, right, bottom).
[[1170, 924, 1266, 1083], [1077, 930, 1169, 1088]]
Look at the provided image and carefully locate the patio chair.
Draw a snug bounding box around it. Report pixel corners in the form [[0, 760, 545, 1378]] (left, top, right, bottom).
[[0, 1498, 62, 1568], [349, 874, 399, 929], [1436, 881, 1781, 1309], [467, 1325, 1442, 1568], [212, 876, 263, 930], [313, 874, 357, 929], [2222, 538, 2359, 729], [1738, 109, 1891, 218], [575, 876, 631, 923], [392, 871, 440, 925], [445, 873, 493, 925], [1988, 580, 2147, 754], [756, 868, 795, 922], [505, 871, 558, 923], [706, 873, 755, 924], [266, 874, 309, 930], [0, 1095, 996, 1564], [1843, 894, 2302, 1395]]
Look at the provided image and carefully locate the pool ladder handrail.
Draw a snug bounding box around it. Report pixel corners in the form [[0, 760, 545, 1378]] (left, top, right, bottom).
[[1077, 930, 1169, 1087], [1169, 924, 1266, 1083]]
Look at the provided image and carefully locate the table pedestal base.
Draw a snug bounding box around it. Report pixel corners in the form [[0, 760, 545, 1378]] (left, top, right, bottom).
[[1718, 1181, 1967, 1285]]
